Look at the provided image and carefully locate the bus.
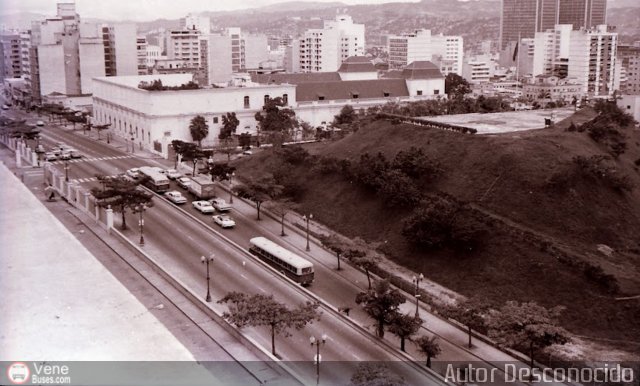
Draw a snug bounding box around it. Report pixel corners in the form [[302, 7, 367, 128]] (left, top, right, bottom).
[[138, 166, 170, 193], [249, 237, 314, 285]]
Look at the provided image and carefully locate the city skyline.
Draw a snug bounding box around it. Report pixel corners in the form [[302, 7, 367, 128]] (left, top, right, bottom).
[[2, 0, 421, 22]]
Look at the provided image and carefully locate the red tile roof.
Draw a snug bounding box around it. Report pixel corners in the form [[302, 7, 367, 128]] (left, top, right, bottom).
[[296, 79, 409, 102]]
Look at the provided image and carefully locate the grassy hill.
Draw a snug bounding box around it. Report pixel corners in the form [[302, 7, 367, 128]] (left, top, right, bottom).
[[234, 107, 640, 357]]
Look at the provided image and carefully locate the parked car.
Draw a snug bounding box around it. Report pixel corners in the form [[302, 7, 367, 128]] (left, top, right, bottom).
[[176, 177, 191, 189], [192, 200, 215, 214], [165, 169, 181, 180], [210, 197, 231, 212], [165, 190, 187, 204], [126, 168, 140, 179], [213, 214, 236, 228], [36, 120, 45, 126], [44, 152, 57, 161]]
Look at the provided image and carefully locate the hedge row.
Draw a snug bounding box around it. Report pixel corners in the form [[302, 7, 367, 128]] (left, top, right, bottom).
[[375, 112, 478, 134]]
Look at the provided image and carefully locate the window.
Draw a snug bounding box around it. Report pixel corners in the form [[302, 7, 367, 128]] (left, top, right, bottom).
[[264, 95, 270, 105], [352, 93, 359, 99], [318, 96, 325, 101], [213, 117, 218, 124], [283, 94, 288, 105], [383, 92, 390, 97], [434, 89, 440, 95], [244, 96, 250, 108], [417, 90, 423, 96]]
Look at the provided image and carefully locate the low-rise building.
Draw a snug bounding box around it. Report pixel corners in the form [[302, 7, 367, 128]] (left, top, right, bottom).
[[522, 74, 583, 102]]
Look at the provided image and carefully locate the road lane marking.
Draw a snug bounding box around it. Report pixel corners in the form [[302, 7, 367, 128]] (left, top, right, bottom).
[[240, 274, 247, 280]]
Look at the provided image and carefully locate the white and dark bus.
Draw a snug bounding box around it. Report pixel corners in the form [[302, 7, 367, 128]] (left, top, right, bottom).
[[249, 237, 315, 285], [138, 166, 170, 193]]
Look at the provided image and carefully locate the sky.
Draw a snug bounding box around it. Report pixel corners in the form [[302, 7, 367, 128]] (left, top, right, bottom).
[[1, 0, 422, 21]]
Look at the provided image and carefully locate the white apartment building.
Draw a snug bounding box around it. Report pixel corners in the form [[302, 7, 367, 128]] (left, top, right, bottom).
[[462, 57, 494, 83], [387, 30, 463, 76], [146, 45, 163, 67], [183, 14, 210, 34], [297, 15, 365, 73], [167, 28, 202, 69], [1, 32, 22, 80], [532, 24, 618, 97], [567, 25, 618, 97]]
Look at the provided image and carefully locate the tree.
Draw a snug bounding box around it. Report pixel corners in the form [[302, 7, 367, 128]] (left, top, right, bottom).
[[238, 132, 252, 149], [388, 313, 422, 352], [355, 280, 406, 338], [350, 363, 406, 386], [378, 169, 422, 208], [346, 239, 378, 289], [334, 104, 358, 126], [207, 162, 235, 182], [171, 139, 189, 169], [93, 123, 111, 141], [319, 233, 351, 271], [442, 297, 490, 348], [219, 112, 240, 161], [91, 175, 153, 230], [189, 115, 209, 147], [391, 147, 439, 180], [181, 142, 205, 175], [234, 175, 283, 220], [445, 73, 471, 98], [487, 301, 570, 369], [415, 335, 441, 368], [254, 97, 298, 147], [264, 199, 299, 236], [218, 292, 321, 357]]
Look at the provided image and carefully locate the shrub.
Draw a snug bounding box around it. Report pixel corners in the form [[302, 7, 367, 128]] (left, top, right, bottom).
[[378, 170, 422, 208], [276, 145, 311, 165], [566, 121, 577, 132], [573, 155, 634, 192], [392, 146, 441, 180], [352, 152, 390, 190], [402, 198, 485, 252], [583, 264, 619, 294]]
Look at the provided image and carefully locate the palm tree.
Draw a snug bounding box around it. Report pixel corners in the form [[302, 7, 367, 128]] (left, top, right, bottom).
[[415, 335, 441, 368], [189, 115, 209, 148]]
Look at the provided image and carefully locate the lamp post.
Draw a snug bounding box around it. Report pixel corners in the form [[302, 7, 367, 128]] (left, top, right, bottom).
[[201, 254, 215, 302], [130, 131, 135, 154], [227, 172, 235, 203], [310, 334, 327, 385], [412, 273, 424, 318], [136, 204, 146, 246], [302, 213, 313, 251], [64, 159, 70, 182]]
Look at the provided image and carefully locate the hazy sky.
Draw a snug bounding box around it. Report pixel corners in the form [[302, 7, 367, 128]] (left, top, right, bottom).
[[2, 0, 421, 21]]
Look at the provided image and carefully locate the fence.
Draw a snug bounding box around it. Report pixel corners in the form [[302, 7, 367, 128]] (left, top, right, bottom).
[[375, 112, 478, 134]]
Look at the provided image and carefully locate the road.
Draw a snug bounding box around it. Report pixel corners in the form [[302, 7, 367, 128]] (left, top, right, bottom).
[[8, 110, 569, 386]]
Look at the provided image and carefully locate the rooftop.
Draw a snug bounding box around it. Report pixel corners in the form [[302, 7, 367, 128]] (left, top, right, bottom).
[[296, 78, 409, 102], [337, 56, 377, 73]]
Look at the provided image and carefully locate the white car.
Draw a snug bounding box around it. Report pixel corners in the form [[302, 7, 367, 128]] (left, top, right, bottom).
[[210, 198, 231, 212], [36, 120, 45, 126], [177, 177, 191, 189], [166, 169, 181, 180], [44, 152, 57, 161], [192, 200, 215, 213], [213, 214, 236, 228], [59, 151, 72, 160], [165, 190, 187, 204], [242, 149, 253, 155], [126, 168, 140, 179]]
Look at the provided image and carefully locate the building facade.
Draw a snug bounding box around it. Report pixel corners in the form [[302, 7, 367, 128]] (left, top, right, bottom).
[[567, 25, 618, 96], [617, 44, 640, 94]]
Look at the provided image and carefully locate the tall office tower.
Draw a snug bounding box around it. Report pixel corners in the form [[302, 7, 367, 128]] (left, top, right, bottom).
[[298, 14, 365, 73], [500, 0, 559, 50], [558, 0, 607, 30], [388, 29, 432, 70]]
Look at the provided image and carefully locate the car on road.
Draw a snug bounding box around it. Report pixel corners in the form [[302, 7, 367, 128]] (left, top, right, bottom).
[[36, 120, 45, 126], [213, 214, 236, 228], [165, 190, 187, 204], [68, 148, 82, 158], [1, 104, 8, 110], [176, 177, 191, 189], [192, 200, 215, 213], [210, 197, 231, 212], [44, 152, 57, 161], [242, 149, 253, 156], [165, 169, 181, 180], [59, 151, 72, 160], [36, 144, 45, 153], [126, 168, 140, 179]]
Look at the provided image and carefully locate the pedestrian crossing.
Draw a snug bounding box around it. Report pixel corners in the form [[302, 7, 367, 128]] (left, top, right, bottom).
[[51, 155, 134, 164], [72, 174, 121, 184]]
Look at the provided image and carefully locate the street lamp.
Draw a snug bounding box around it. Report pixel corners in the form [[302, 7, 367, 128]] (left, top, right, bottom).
[[130, 131, 135, 154], [302, 213, 313, 251], [310, 334, 328, 385], [227, 172, 235, 203], [412, 273, 424, 318], [64, 159, 70, 182], [200, 254, 215, 302], [136, 204, 147, 246]]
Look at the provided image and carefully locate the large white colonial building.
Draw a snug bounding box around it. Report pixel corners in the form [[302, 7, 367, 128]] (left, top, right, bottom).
[[92, 58, 444, 158]]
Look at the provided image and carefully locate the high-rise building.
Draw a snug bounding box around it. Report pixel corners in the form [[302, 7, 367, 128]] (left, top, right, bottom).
[[1, 32, 23, 80], [617, 44, 640, 94], [501, 0, 607, 51], [182, 14, 210, 34], [568, 25, 617, 96], [558, 0, 607, 30], [137, 36, 148, 75], [387, 30, 463, 76], [296, 15, 365, 73]]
